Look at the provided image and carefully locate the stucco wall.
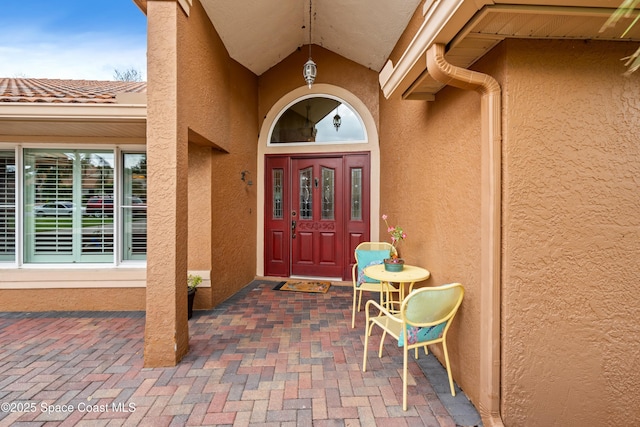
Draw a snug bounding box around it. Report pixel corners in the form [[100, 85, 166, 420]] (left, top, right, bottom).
[[259, 45, 380, 135], [144, 0, 259, 365], [498, 39, 640, 426], [379, 71, 483, 407], [177, 0, 259, 310], [379, 36, 640, 425]]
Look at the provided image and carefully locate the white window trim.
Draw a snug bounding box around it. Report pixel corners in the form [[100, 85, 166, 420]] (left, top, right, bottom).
[[0, 143, 147, 271]]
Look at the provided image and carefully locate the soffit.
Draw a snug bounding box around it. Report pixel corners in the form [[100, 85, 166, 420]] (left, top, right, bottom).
[[0, 119, 146, 139], [401, 3, 640, 100], [0, 104, 147, 139], [199, 0, 423, 75]]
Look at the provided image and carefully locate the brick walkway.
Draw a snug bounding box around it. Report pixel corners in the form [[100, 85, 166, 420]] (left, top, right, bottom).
[[0, 280, 469, 426]]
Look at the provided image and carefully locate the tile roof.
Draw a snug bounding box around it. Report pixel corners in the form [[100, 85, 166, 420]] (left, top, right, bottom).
[[0, 78, 146, 104]]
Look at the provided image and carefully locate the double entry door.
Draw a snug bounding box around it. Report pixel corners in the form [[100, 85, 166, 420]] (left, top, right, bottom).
[[264, 153, 370, 280]]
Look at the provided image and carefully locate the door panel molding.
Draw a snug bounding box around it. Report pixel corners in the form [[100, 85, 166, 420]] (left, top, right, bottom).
[[264, 153, 371, 280]]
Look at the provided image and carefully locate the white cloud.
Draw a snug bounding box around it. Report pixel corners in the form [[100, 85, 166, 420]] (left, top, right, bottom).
[[0, 28, 146, 81]]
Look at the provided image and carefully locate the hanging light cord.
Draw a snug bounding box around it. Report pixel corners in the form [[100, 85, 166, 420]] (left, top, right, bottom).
[[308, 0, 312, 58]]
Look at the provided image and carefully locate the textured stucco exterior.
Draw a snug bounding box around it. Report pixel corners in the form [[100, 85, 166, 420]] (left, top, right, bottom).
[[2, 0, 639, 423], [379, 36, 640, 426], [498, 39, 640, 426], [258, 45, 380, 136], [143, 0, 258, 366], [379, 64, 483, 412]]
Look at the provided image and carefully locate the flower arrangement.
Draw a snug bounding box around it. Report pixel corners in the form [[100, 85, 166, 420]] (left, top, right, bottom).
[[187, 274, 202, 292], [382, 214, 406, 258]]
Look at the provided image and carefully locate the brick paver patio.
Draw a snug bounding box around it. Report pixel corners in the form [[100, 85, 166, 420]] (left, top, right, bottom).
[[0, 280, 477, 426]]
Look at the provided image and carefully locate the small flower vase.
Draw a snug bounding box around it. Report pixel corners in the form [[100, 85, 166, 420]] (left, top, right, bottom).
[[384, 258, 405, 272]]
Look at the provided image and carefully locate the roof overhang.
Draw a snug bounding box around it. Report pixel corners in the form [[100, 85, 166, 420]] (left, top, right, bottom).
[[380, 0, 640, 100], [0, 103, 147, 140]]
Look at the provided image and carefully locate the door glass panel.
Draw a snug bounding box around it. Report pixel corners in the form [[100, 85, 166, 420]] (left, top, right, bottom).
[[321, 167, 335, 220], [299, 167, 313, 219], [272, 168, 283, 219], [351, 168, 362, 221]]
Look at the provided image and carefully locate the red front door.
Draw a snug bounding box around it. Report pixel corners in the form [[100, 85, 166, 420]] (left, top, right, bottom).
[[291, 157, 343, 277], [264, 153, 370, 279]]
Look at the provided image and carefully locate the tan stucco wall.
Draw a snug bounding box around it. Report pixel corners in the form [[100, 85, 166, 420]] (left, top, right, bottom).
[[145, 0, 189, 366], [144, 0, 258, 365], [498, 39, 640, 426], [380, 38, 640, 425], [177, 0, 258, 310], [379, 67, 483, 409], [259, 45, 380, 135]]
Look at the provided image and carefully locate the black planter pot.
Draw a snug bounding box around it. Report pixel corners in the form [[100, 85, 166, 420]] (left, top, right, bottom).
[[187, 288, 196, 319]]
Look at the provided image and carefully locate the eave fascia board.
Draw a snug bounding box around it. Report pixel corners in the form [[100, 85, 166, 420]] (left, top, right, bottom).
[[379, 0, 490, 99], [0, 103, 147, 121], [381, 0, 638, 100], [177, 0, 192, 16]]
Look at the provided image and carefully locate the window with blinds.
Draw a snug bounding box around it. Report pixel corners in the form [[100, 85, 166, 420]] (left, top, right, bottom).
[[0, 151, 16, 261], [17, 148, 147, 264], [122, 153, 147, 261], [81, 152, 115, 259]]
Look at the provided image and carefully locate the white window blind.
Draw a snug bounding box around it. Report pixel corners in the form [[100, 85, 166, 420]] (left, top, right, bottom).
[[122, 153, 147, 261], [0, 151, 16, 261], [24, 149, 115, 263], [81, 152, 115, 257]]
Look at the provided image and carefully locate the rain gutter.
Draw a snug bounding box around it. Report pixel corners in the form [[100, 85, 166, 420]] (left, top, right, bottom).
[[378, 0, 490, 99], [0, 103, 147, 121], [427, 43, 504, 427]]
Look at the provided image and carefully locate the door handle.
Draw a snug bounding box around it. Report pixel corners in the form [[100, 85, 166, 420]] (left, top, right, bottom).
[[291, 220, 297, 239]]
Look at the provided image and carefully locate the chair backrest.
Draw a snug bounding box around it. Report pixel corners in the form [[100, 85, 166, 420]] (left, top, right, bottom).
[[402, 283, 464, 327], [353, 242, 394, 284]]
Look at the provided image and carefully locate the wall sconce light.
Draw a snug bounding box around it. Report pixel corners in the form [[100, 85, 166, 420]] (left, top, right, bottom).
[[241, 170, 253, 186]]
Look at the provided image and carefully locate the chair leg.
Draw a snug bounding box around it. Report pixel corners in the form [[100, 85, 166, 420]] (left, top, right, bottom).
[[402, 345, 409, 411], [366, 321, 375, 337], [442, 341, 456, 396], [362, 320, 371, 372], [414, 344, 428, 359], [377, 330, 387, 358], [352, 288, 358, 328]]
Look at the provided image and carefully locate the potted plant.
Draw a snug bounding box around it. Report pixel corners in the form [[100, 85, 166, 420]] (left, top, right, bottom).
[[382, 214, 407, 271], [187, 274, 202, 319]]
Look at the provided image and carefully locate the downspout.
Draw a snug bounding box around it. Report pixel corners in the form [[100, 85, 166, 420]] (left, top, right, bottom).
[[426, 43, 504, 427]]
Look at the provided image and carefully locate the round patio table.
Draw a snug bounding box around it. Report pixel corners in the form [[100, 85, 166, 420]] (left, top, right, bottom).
[[363, 264, 430, 312]]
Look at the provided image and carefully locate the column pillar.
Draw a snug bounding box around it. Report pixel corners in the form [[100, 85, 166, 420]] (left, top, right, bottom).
[[144, 0, 190, 367]]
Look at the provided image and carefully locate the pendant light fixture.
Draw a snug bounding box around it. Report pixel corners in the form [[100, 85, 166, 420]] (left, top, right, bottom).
[[303, 0, 317, 89], [333, 106, 341, 131]]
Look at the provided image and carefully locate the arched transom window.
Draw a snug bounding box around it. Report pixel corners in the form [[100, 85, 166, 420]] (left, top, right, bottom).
[[269, 95, 366, 145]]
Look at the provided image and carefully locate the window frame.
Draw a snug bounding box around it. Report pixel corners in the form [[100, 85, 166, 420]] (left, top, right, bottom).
[[0, 143, 146, 269], [267, 94, 368, 147]]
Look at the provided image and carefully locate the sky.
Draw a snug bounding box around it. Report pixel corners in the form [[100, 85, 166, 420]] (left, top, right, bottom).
[[0, 0, 147, 81]]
